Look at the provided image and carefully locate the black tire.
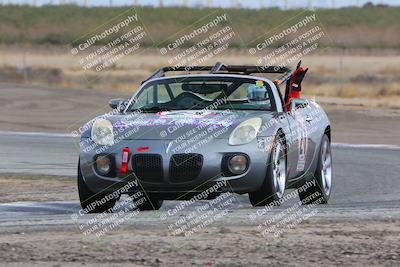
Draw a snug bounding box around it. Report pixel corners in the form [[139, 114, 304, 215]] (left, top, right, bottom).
[[298, 134, 332, 205], [78, 159, 117, 213], [135, 194, 163, 211], [249, 133, 287, 207]]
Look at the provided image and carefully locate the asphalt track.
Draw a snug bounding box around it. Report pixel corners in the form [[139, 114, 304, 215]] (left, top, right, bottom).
[[0, 131, 399, 227]]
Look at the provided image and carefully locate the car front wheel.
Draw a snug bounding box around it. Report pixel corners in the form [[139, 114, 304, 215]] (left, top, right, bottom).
[[78, 159, 117, 213], [249, 133, 287, 207]]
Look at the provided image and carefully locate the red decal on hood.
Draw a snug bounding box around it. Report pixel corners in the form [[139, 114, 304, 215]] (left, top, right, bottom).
[[137, 146, 149, 152]]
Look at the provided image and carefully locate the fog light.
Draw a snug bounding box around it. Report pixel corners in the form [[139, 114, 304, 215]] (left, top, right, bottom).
[[96, 156, 111, 175], [228, 155, 248, 174]]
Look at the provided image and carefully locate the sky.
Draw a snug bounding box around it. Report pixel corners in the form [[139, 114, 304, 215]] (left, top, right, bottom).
[[2, 0, 400, 8]]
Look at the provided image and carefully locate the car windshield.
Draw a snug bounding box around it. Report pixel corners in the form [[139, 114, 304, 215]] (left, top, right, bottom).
[[128, 76, 273, 112]]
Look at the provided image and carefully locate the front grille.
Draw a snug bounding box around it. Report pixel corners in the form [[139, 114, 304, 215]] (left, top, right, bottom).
[[131, 154, 163, 182], [169, 154, 203, 183]]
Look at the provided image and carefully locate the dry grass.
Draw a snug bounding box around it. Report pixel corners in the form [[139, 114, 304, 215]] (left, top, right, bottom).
[[307, 83, 400, 98], [1, 46, 399, 107], [1, 5, 400, 48]]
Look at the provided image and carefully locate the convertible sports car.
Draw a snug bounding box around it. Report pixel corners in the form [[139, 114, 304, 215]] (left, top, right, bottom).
[[78, 62, 332, 212]]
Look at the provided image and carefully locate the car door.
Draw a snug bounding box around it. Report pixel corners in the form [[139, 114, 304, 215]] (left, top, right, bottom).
[[282, 111, 302, 179], [292, 105, 309, 176], [299, 101, 321, 174], [289, 99, 322, 177]]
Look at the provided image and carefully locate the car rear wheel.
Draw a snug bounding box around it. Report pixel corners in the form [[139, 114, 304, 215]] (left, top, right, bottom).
[[78, 159, 117, 213], [298, 134, 332, 205], [249, 133, 287, 207]]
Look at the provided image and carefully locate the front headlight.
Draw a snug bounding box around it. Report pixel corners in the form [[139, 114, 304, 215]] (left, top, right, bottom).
[[229, 117, 262, 145], [91, 119, 114, 146]]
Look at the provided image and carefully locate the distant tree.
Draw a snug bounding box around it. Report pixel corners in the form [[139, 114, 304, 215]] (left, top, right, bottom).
[[363, 2, 374, 8]]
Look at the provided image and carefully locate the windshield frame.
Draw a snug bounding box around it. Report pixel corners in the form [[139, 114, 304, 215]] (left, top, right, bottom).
[[124, 74, 278, 113]]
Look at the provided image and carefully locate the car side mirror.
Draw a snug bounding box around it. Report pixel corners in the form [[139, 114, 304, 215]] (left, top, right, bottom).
[[290, 98, 309, 111], [109, 98, 126, 112]]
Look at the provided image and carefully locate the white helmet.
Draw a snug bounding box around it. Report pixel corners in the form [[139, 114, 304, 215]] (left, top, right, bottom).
[[247, 83, 268, 102]]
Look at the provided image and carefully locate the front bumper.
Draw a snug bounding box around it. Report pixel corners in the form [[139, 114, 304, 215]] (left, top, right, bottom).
[[79, 138, 270, 196]]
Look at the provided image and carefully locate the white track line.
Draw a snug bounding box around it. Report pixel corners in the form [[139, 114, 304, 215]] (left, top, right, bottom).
[[331, 143, 400, 150], [0, 130, 399, 150], [0, 130, 73, 138]]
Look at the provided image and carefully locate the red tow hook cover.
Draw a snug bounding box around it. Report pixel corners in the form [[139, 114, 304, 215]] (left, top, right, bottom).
[[120, 147, 130, 174]]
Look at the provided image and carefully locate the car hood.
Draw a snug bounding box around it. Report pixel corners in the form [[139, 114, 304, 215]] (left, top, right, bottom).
[[98, 110, 275, 140]]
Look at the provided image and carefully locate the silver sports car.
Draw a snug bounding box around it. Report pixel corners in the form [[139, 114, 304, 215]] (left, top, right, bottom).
[[78, 63, 332, 212]]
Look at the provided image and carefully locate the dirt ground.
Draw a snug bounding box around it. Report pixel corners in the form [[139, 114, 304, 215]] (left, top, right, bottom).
[[0, 175, 399, 267], [0, 218, 399, 266], [0, 175, 76, 203]]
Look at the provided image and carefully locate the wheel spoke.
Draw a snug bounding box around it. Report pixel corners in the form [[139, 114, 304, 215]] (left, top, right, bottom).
[[320, 139, 332, 195], [270, 139, 286, 199]]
